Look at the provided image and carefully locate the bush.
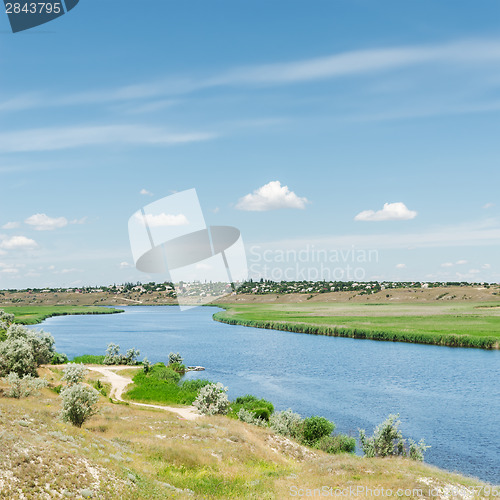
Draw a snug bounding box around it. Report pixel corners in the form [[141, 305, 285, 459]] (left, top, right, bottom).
[[168, 362, 186, 374], [51, 352, 69, 364], [269, 409, 303, 439], [104, 343, 140, 365], [300, 416, 335, 446], [314, 434, 356, 454], [60, 383, 100, 428], [237, 408, 267, 427], [168, 352, 183, 365], [193, 382, 230, 415], [229, 394, 274, 419], [359, 414, 429, 461], [2, 372, 48, 398], [62, 363, 88, 385], [142, 357, 151, 374], [0, 324, 56, 377]]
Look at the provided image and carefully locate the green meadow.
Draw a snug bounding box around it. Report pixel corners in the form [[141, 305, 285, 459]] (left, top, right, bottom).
[[214, 302, 500, 349], [1, 305, 123, 325]]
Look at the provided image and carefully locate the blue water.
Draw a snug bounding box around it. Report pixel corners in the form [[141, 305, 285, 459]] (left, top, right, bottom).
[[38, 305, 500, 484]]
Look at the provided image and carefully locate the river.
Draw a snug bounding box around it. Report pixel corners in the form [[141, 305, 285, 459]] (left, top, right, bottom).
[[39, 305, 499, 484]]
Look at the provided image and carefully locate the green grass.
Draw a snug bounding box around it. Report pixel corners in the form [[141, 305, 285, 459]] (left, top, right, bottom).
[[1, 305, 123, 325], [123, 364, 211, 405], [214, 302, 500, 349], [71, 354, 106, 364]]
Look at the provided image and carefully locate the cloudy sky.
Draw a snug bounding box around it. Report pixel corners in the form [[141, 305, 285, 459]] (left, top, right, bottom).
[[0, 1, 499, 287]]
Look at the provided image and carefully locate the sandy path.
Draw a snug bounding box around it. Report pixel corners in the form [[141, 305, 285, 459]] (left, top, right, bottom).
[[87, 366, 200, 421]]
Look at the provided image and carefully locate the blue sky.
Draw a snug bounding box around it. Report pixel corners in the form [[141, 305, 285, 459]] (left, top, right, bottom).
[[0, 0, 499, 287]]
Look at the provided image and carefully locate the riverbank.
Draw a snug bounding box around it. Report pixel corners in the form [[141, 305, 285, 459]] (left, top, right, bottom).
[[0, 366, 496, 498], [1, 305, 123, 325], [213, 302, 500, 349]]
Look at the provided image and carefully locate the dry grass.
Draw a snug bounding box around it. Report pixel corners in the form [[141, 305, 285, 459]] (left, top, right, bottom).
[[0, 368, 495, 499]]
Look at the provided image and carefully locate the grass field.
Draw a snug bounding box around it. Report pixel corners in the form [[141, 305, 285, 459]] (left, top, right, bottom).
[[0, 305, 123, 325], [214, 302, 500, 349]]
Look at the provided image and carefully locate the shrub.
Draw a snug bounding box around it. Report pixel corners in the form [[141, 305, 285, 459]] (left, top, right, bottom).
[[237, 408, 267, 427], [2, 372, 48, 398], [359, 414, 429, 461], [62, 363, 88, 385], [300, 416, 335, 446], [314, 434, 356, 454], [60, 383, 100, 428], [168, 352, 183, 365], [104, 343, 140, 365], [6, 325, 55, 366], [142, 357, 151, 374], [168, 362, 186, 374], [124, 348, 140, 366], [269, 409, 303, 439], [51, 352, 69, 364], [229, 394, 274, 419], [193, 382, 230, 415], [0, 338, 36, 377]]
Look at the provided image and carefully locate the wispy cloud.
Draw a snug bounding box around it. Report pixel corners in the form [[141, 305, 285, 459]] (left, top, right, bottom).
[[25, 214, 68, 231], [3, 38, 500, 112], [0, 125, 217, 153], [0, 235, 38, 250], [140, 188, 154, 197], [236, 180, 309, 211], [1, 222, 20, 229]]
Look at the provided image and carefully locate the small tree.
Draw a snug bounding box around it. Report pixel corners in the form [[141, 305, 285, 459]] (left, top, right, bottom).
[[142, 357, 151, 374], [124, 348, 140, 366], [168, 352, 183, 365], [193, 382, 230, 415], [359, 414, 429, 461], [60, 384, 99, 428], [62, 363, 88, 385], [104, 343, 120, 365], [2, 372, 48, 398], [301, 416, 335, 446], [0, 338, 37, 377]]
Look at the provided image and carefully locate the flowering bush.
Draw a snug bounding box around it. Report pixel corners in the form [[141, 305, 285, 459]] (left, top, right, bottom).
[[2, 372, 48, 398], [359, 414, 429, 461], [60, 383, 100, 427], [269, 409, 303, 439], [193, 382, 230, 415], [62, 363, 88, 385]]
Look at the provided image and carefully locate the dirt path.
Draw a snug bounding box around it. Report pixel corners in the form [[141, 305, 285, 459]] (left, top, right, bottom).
[[87, 366, 201, 421]]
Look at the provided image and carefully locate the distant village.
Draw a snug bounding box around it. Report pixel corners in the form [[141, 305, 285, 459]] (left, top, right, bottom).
[[0, 279, 496, 299]]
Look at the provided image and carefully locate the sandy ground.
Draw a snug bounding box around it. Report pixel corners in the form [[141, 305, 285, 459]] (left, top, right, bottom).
[[87, 366, 201, 421]]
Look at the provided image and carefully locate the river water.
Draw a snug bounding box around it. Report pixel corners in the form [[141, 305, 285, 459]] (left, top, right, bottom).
[[39, 305, 499, 484]]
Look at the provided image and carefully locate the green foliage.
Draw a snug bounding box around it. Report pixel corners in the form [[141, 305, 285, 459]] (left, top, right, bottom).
[[313, 434, 356, 454], [237, 408, 267, 427], [193, 382, 230, 415], [168, 352, 183, 365], [62, 363, 88, 385], [300, 416, 335, 446], [269, 409, 303, 439], [123, 365, 210, 406], [168, 362, 186, 374], [359, 414, 429, 461], [229, 394, 274, 419], [51, 352, 69, 364], [104, 343, 140, 365], [93, 379, 107, 397], [142, 356, 151, 373], [60, 383, 100, 428], [2, 372, 48, 398], [72, 354, 105, 364]]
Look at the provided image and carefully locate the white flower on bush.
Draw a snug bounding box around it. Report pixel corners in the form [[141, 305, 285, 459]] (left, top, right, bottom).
[[60, 383, 100, 428], [269, 409, 303, 438], [193, 382, 229, 415], [3, 372, 48, 398], [62, 363, 88, 385]]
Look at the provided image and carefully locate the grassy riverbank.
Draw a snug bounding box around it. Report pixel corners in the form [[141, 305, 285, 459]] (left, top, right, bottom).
[[1, 305, 123, 325], [0, 366, 495, 498], [214, 302, 500, 349]]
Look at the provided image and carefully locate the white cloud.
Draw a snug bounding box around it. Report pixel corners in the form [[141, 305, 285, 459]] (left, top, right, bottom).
[[0, 125, 217, 153], [483, 203, 495, 209], [482, 263, 491, 269], [354, 202, 417, 221], [0, 235, 37, 250], [140, 188, 154, 196], [456, 260, 468, 265], [136, 213, 189, 227], [236, 181, 308, 211], [48, 265, 56, 270], [395, 263, 406, 269], [1, 221, 19, 229], [0, 268, 19, 274], [468, 269, 481, 274], [441, 262, 454, 268], [25, 213, 68, 231], [119, 261, 132, 269]]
